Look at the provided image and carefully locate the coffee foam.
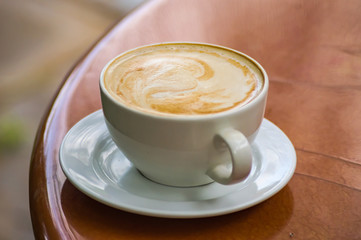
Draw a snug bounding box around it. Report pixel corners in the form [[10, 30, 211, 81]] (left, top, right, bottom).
[[104, 44, 263, 116]]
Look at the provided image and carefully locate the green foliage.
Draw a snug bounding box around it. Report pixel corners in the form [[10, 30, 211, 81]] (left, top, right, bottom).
[[0, 116, 25, 153]]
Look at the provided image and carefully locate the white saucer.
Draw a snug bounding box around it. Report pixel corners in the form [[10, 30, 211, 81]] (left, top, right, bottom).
[[60, 110, 296, 218]]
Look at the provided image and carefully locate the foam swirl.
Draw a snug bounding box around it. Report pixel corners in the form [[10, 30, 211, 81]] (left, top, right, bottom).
[[104, 45, 261, 115]]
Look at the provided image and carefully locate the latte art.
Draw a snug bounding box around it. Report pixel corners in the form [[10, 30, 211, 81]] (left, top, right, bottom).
[[104, 44, 263, 115]]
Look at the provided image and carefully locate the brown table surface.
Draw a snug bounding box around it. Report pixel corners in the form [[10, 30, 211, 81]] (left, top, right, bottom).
[[29, 0, 361, 239]]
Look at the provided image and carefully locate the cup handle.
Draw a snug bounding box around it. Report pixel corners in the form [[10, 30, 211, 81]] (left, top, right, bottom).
[[206, 128, 252, 185]]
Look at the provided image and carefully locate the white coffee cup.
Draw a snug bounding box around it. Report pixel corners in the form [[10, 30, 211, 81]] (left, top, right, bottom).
[[100, 42, 268, 187]]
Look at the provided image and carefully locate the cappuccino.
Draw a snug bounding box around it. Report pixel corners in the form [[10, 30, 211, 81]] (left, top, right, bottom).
[[100, 42, 268, 186], [103, 43, 263, 116]]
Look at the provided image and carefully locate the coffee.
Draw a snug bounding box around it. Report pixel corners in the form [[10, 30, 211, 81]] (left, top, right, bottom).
[[100, 42, 268, 186], [103, 43, 263, 116]]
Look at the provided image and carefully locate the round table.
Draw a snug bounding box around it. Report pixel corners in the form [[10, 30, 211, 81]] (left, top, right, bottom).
[[29, 0, 361, 239]]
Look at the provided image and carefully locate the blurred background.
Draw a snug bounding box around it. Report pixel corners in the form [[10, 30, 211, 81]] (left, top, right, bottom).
[[0, 0, 146, 239]]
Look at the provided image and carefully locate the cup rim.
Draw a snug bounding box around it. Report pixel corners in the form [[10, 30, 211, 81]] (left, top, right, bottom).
[[99, 42, 269, 121]]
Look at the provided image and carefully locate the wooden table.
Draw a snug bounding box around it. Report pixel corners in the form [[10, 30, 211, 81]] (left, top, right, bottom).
[[29, 0, 361, 239]]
